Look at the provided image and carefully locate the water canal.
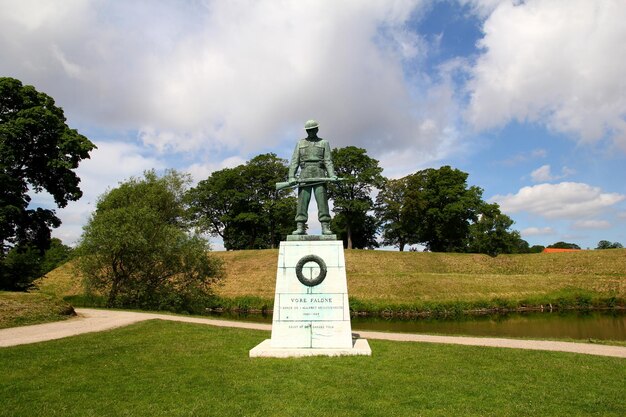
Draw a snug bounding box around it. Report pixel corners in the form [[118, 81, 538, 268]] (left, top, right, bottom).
[[210, 310, 626, 341]]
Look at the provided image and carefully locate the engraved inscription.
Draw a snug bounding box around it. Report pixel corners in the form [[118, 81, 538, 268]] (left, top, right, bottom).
[[277, 293, 345, 321]]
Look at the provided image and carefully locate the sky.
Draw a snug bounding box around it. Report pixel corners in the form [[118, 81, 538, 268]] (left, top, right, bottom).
[[1, 0, 625, 250]]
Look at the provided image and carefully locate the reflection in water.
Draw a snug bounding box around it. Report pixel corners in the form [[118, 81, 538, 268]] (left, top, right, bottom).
[[211, 310, 626, 341], [351, 311, 626, 341]]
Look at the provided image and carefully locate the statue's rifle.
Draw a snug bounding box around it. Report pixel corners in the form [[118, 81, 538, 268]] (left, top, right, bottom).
[[275, 177, 345, 191]]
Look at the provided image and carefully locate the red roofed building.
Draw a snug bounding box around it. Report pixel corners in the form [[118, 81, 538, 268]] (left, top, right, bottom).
[[542, 248, 582, 253]]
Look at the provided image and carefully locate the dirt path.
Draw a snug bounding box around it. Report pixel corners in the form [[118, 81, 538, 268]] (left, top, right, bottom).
[[1, 308, 625, 358]]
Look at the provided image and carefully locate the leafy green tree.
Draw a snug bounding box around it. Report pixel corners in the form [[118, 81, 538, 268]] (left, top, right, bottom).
[[0, 238, 72, 290], [331, 211, 379, 249], [327, 146, 384, 249], [188, 154, 295, 250], [1, 77, 94, 290], [548, 241, 581, 250], [40, 238, 73, 274], [188, 164, 246, 247], [375, 176, 419, 251], [242, 154, 296, 247], [467, 203, 527, 256], [408, 166, 483, 252], [77, 170, 222, 312], [529, 245, 546, 253], [596, 240, 624, 249], [377, 166, 524, 254], [0, 245, 42, 291], [0, 77, 95, 256], [510, 238, 531, 254]]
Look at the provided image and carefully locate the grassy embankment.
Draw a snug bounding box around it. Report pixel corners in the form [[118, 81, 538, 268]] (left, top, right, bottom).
[[1, 320, 624, 417], [0, 291, 75, 329], [38, 248, 626, 317]]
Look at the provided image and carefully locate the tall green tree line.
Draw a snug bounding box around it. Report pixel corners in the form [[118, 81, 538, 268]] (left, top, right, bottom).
[[376, 166, 527, 255], [188, 151, 526, 254]]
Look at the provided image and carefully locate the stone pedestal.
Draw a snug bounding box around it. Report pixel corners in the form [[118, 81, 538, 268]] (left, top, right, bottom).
[[249, 237, 371, 358]]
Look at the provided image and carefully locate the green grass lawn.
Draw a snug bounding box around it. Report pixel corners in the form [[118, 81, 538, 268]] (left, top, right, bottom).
[[1, 320, 624, 416]]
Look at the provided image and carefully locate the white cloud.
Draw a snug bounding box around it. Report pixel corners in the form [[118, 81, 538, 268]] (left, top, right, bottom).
[[530, 165, 552, 182], [378, 125, 462, 178], [561, 166, 576, 177], [78, 141, 165, 191], [0, 0, 88, 30], [142, 0, 442, 156], [572, 220, 611, 230], [50, 43, 84, 79], [184, 156, 247, 185], [49, 141, 166, 245], [466, 0, 626, 150], [521, 226, 555, 236], [530, 164, 575, 182], [0, 0, 462, 165], [491, 182, 625, 219]]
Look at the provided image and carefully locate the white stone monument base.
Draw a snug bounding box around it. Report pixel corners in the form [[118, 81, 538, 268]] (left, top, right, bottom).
[[249, 338, 371, 358], [249, 238, 372, 358]]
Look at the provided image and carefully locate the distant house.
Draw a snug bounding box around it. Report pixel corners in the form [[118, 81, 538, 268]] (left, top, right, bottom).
[[542, 248, 582, 253]]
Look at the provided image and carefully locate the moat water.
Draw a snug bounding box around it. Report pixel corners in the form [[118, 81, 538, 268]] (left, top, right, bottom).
[[209, 310, 626, 341]]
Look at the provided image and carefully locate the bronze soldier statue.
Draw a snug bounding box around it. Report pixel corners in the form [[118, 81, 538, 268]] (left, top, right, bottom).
[[288, 120, 338, 235]]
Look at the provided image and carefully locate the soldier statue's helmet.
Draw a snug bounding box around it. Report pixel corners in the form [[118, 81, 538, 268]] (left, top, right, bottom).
[[304, 119, 319, 130]]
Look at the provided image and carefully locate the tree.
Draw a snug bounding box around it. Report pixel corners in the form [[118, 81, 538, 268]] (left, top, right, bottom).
[[1, 77, 96, 255], [76, 170, 223, 312], [0, 245, 42, 291], [548, 241, 581, 250], [331, 211, 379, 250], [406, 166, 483, 252], [529, 245, 545, 253], [40, 238, 73, 274], [375, 176, 419, 251], [467, 203, 528, 256], [506, 236, 533, 254], [188, 154, 296, 250], [242, 153, 296, 248], [596, 240, 624, 249], [376, 166, 524, 254], [0, 238, 73, 291], [187, 164, 246, 247], [327, 146, 384, 249]]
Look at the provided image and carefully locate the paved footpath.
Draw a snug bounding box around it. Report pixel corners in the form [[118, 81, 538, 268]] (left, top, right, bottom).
[[1, 308, 625, 358]]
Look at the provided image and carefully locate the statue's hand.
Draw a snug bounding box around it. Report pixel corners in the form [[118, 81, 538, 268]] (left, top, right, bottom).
[[288, 177, 296, 185], [330, 175, 338, 182]]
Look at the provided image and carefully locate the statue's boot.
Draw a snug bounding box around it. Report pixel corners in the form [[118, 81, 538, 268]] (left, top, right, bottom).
[[292, 222, 306, 235], [321, 222, 333, 235]]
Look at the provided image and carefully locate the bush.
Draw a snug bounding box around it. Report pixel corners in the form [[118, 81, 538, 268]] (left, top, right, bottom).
[[76, 170, 223, 313]]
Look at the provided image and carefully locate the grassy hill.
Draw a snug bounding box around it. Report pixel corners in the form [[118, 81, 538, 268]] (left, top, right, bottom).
[[0, 291, 75, 329], [37, 249, 626, 316]]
